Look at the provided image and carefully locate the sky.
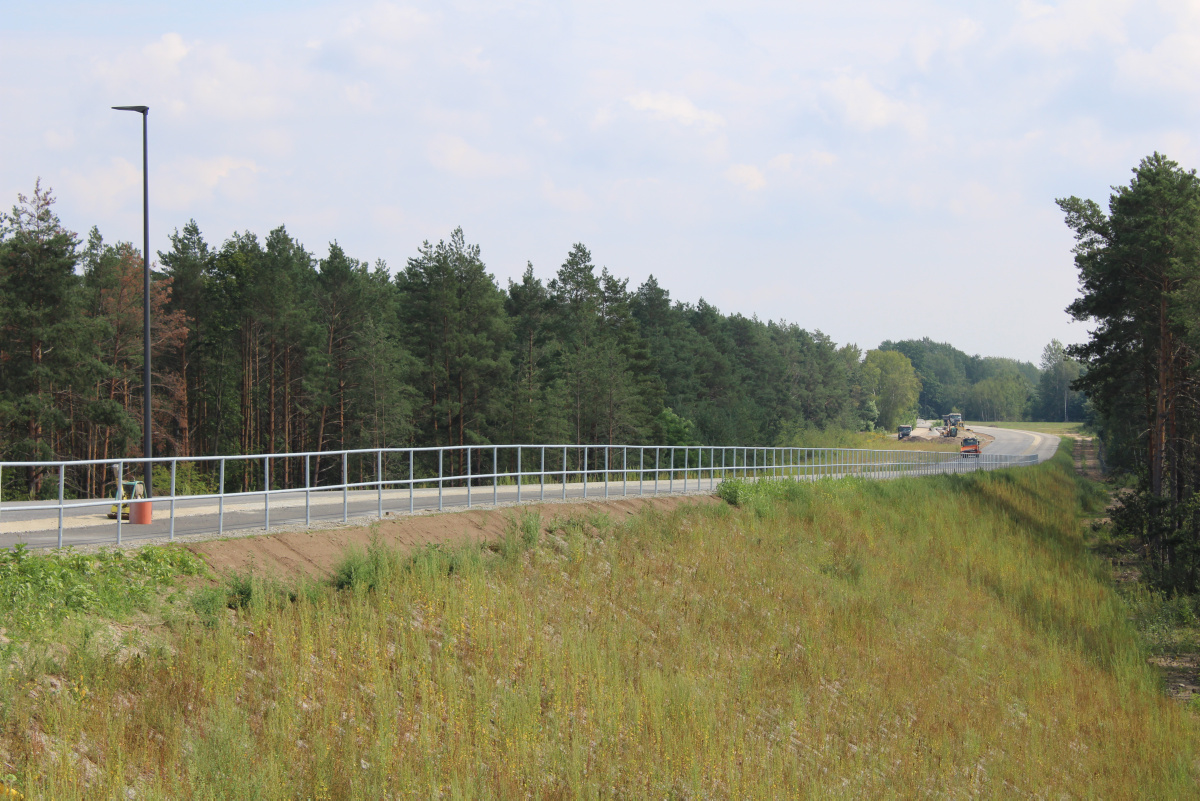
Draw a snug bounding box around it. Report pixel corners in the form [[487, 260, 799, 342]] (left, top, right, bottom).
[[3, 0, 1199, 365]]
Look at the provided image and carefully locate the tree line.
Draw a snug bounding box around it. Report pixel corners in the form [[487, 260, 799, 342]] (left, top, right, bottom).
[[0, 182, 1075, 499], [879, 337, 1084, 424]]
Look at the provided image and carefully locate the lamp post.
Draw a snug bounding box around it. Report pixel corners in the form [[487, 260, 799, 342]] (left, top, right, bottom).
[[112, 105, 152, 497]]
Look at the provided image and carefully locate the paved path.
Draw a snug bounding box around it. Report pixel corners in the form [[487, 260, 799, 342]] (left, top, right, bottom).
[[1, 430, 1058, 550], [972, 426, 1060, 462]]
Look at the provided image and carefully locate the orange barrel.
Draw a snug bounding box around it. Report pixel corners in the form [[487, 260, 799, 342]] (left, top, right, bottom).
[[129, 501, 153, 524]]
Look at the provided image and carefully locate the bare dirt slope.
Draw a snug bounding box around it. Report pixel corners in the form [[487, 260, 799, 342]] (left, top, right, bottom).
[[187, 495, 721, 581]]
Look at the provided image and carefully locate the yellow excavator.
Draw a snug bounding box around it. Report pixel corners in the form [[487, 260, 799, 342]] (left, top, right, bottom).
[[108, 480, 146, 519], [941, 413, 963, 437]]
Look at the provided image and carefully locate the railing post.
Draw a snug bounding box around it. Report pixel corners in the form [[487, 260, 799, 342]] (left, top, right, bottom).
[[439, 448, 444, 511], [655, 447, 660, 494], [583, 446, 588, 499], [218, 459, 225, 537], [377, 450, 384, 520], [623, 446, 628, 497], [409, 449, 415, 514], [605, 447, 609, 499], [305, 454, 311, 526], [493, 445, 498, 505], [116, 461, 123, 545], [517, 447, 522, 504], [342, 451, 348, 523], [264, 456, 270, 531], [562, 446, 567, 500], [57, 464, 64, 549], [467, 446, 472, 508], [170, 459, 176, 541], [540, 446, 545, 502]]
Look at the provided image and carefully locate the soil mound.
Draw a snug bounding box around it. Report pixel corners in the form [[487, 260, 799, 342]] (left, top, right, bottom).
[[187, 495, 720, 581]]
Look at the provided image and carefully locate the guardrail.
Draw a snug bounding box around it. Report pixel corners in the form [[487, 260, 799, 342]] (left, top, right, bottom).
[[0, 444, 1038, 548]]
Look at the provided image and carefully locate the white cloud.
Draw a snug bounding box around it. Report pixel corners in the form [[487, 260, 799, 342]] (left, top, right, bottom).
[[541, 179, 590, 212], [625, 91, 724, 129], [427, 136, 526, 178], [144, 32, 189, 74], [1011, 0, 1132, 53], [769, 151, 837, 172], [1117, 6, 1200, 97], [158, 156, 263, 209], [57, 158, 142, 218], [912, 17, 981, 70], [823, 75, 926, 136], [344, 82, 375, 110], [371, 204, 407, 229], [725, 164, 766, 191], [339, 2, 432, 41], [96, 33, 302, 121], [43, 129, 75, 150]]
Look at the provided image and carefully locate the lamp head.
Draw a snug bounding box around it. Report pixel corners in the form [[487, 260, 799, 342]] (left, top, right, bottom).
[[112, 105, 149, 114]]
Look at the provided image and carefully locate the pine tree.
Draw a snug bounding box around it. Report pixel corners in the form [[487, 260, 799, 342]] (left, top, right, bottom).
[[0, 182, 105, 495]]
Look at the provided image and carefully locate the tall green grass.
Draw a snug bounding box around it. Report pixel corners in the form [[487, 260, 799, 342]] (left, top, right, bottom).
[[1, 442, 1195, 797], [0, 544, 204, 635]]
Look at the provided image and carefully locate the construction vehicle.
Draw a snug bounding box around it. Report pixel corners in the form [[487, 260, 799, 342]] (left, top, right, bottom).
[[960, 437, 981, 458], [108, 479, 146, 519], [941, 413, 963, 437], [897, 425, 912, 440]]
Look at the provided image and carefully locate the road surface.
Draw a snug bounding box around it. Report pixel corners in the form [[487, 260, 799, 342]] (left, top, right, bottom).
[[971, 425, 1060, 462]]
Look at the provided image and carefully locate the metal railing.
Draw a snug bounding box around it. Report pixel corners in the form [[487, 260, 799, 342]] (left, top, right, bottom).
[[0, 444, 1038, 548]]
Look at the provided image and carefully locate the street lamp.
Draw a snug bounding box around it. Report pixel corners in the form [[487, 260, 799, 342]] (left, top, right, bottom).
[[112, 105, 152, 498]]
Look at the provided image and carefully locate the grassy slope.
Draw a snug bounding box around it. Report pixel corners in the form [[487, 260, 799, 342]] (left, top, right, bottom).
[[1, 442, 1195, 798], [978, 421, 1087, 435]]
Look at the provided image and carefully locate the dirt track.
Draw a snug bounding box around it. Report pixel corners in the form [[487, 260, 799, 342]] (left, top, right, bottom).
[[187, 495, 721, 581]]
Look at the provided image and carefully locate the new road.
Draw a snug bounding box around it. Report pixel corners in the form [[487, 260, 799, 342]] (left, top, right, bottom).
[[1, 429, 1059, 551], [972, 426, 1061, 462]]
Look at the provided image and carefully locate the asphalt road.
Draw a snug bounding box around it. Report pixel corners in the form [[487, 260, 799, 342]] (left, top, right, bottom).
[[971, 425, 1061, 462], [1, 429, 1060, 550]]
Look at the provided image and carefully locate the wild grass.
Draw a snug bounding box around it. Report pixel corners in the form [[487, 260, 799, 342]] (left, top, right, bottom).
[[979, 420, 1088, 435], [0, 544, 205, 637], [1, 442, 1196, 797]]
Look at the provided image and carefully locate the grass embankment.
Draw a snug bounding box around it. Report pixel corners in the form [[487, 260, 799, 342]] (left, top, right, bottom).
[[978, 420, 1086, 436], [1, 442, 1196, 797]]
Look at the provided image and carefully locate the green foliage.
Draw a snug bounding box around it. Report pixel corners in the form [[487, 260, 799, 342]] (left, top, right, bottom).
[[716, 476, 811, 517], [879, 337, 1040, 421], [0, 544, 205, 636], [332, 537, 408, 592], [654, 407, 699, 446], [863, 349, 921, 430], [1034, 339, 1087, 423], [152, 461, 217, 496], [500, 509, 543, 561], [1061, 153, 1200, 590]]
